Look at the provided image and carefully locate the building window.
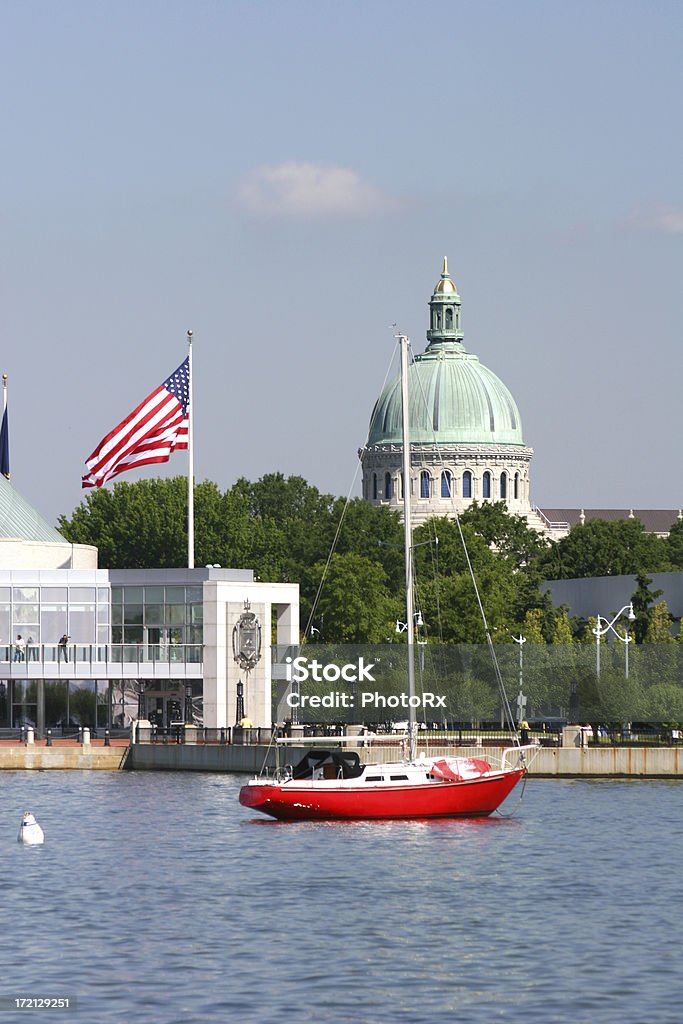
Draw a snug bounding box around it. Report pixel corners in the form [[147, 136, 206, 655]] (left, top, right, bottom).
[[372, 473, 377, 500], [445, 308, 453, 329], [483, 472, 491, 499], [514, 473, 519, 499], [441, 470, 452, 498], [420, 471, 430, 498], [463, 471, 472, 498], [500, 472, 507, 499], [385, 472, 393, 500]]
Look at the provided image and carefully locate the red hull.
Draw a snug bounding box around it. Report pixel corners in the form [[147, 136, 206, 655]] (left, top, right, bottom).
[[239, 768, 525, 821]]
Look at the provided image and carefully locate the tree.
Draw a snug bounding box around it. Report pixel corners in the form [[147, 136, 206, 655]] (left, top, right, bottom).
[[550, 608, 574, 644], [460, 501, 548, 570], [303, 553, 400, 644], [59, 478, 189, 567], [411, 517, 528, 644], [666, 519, 683, 570], [537, 517, 671, 580], [522, 608, 545, 644], [630, 574, 664, 645], [645, 601, 674, 644]]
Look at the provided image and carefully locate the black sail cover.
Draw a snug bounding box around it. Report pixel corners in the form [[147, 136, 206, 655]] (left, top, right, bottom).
[[291, 749, 365, 780]]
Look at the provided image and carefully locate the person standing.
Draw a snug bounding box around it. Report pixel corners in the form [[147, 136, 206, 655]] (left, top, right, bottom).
[[58, 634, 70, 663], [13, 635, 26, 662], [520, 719, 530, 745]]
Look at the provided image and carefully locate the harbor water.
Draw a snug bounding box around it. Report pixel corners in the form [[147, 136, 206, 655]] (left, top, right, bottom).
[[2, 771, 682, 1023]]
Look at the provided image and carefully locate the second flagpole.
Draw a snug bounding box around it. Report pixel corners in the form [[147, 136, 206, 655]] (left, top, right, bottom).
[[187, 329, 194, 569]]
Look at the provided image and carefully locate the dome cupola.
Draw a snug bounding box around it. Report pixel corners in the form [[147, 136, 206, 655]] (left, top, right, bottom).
[[426, 256, 464, 348]]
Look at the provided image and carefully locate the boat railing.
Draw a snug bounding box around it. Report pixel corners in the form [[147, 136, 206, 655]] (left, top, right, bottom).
[[500, 743, 541, 771]]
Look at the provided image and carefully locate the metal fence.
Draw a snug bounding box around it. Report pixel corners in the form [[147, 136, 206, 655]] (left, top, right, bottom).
[[134, 725, 273, 745], [0, 725, 130, 742]]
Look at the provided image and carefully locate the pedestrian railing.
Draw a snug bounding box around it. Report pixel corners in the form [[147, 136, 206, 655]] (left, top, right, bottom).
[[133, 725, 273, 745], [0, 643, 203, 669]]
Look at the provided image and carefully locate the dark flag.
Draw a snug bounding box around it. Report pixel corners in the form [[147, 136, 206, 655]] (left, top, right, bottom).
[[0, 406, 9, 479]]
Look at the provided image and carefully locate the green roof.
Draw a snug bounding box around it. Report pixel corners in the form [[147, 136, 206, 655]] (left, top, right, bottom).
[[0, 476, 67, 544], [367, 342, 524, 447]]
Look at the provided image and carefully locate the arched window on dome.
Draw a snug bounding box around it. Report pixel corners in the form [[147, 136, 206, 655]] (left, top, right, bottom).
[[445, 308, 453, 329], [514, 473, 519, 500], [463, 471, 472, 499], [385, 472, 393, 500], [420, 471, 430, 499], [500, 472, 507, 500], [441, 470, 452, 498], [372, 473, 377, 500], [483, 472, 491, 499]]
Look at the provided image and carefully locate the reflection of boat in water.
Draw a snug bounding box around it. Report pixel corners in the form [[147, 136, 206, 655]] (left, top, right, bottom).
[[240, 332, 535, 821]]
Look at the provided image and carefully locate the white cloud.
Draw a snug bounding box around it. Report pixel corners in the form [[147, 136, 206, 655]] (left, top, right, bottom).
[[629, 205, 683, 235], [653, 208, 683, 234], [236, 161, 394, 217]]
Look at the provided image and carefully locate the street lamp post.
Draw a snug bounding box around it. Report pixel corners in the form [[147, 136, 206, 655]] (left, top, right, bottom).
[[511, 634, 527, 724], [592, 603, 636, 677]]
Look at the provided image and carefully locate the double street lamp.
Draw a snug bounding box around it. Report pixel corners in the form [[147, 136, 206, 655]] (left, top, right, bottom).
[[592, 603, 636, 678]]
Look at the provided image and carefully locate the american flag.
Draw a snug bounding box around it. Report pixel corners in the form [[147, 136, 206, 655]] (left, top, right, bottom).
[[82, 357, 190, 488]]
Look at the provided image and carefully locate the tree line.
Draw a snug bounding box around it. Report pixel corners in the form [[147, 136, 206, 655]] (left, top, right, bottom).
[[60, 473, 683, 647], [58, 474, 683, 646]]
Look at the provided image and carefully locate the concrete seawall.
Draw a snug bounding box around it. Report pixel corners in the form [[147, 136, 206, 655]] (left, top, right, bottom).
[[527, 744, 682, 777], [3, 742, 682, 776], [130, 743, 277, 774], [128, 743, 683, 777], [0, 744, 129, 770]]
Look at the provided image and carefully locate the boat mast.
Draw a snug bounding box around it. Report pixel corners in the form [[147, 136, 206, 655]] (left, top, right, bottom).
[[399, 333, 418, 762]]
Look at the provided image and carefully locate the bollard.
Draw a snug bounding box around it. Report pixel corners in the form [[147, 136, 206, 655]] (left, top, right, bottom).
[[82, 727, 91, 746], [26, 727, 35, 746], [46, 729, 52, 747], [104, 729, 111, 747]]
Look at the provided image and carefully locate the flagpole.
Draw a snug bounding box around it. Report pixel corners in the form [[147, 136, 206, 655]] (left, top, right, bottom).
[[1, 374, 8, 480], [187, 330, 194, 569]]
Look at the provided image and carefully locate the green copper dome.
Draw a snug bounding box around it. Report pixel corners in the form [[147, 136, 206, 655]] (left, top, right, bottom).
[[367, 260, 524, 447], [0, 475, 67, 543]]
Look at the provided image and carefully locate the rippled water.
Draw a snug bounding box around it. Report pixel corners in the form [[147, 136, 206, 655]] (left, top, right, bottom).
[[2, 771, 682, 1023]]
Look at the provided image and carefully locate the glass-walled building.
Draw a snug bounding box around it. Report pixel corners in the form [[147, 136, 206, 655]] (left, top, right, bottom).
[[0, 567, 299, 736], [0, 476, 299, 737], [0, 576, 111, 653]]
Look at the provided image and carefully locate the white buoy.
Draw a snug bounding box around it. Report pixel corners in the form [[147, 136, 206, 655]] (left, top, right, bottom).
[[18, 811, 44, 845]]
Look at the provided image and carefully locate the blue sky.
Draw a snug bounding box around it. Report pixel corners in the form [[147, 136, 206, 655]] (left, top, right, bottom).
[[1, 0, 681, 526]]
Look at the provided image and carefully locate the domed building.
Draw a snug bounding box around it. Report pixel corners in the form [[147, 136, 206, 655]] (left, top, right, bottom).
[[360, 259, 542, 528]]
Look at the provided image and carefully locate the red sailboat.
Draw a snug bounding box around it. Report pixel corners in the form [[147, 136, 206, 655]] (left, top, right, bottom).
[[239, 745, 528, 821], [240, 333, 534, 821]]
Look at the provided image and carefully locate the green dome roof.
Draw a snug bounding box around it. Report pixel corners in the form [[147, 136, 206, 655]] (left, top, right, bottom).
[[0, 475, 67, 544], [367, 261, 524, 447]]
